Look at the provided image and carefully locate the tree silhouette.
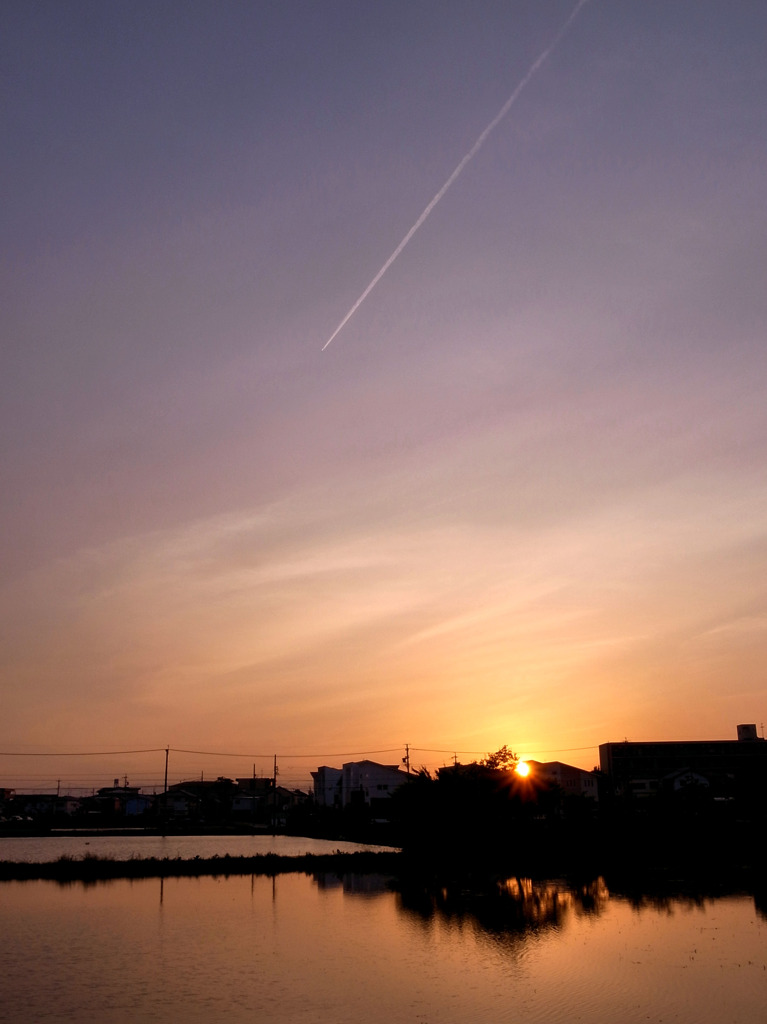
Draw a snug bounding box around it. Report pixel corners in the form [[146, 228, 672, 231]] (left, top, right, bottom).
[[390, 746, 535, 863], [480, 746, 519, 771]]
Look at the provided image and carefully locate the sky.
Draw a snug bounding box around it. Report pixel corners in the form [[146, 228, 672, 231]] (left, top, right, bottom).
[[2, 0, 766, 792]]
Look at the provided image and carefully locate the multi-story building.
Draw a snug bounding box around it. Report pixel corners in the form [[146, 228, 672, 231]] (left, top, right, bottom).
[[311, 765, 342, 807], [312, 760, 406, 812], [599, 724, 767, 805]]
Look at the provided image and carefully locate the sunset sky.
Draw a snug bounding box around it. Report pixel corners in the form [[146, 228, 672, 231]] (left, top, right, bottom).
[[2, 1, 766, 791]]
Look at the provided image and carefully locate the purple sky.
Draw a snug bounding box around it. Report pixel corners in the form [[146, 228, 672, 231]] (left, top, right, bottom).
[[2, 1, 766, 791]]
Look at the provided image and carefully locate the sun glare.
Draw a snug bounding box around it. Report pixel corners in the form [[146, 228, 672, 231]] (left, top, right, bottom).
[[515, 760, 530, 777]]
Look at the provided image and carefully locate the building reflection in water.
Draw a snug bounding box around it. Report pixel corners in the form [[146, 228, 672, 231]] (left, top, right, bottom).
[[312, 871, 393, 895]]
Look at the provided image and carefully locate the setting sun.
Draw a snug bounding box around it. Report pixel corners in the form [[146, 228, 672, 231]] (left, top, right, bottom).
[[515, 761, 530, 777]]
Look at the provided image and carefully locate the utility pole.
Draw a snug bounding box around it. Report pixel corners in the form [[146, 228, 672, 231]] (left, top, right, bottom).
[[272, 755, 278, 835], [162, 746, 169, 837], [403, 743, 410, 775]]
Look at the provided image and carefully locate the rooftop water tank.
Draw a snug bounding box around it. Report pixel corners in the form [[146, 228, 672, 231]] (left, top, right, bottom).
[[737, 723, 758, 741]]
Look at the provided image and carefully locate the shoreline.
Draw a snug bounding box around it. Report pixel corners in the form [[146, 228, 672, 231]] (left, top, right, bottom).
[[1, 848, 764, 896], [0, 849, 402, 882]]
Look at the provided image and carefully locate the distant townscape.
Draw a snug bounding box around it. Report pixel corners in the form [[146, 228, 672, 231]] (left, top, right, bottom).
[[2, 724, 766, 868]]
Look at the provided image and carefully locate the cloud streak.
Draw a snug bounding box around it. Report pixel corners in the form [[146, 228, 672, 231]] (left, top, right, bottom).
[[322, 0, 590, 350]]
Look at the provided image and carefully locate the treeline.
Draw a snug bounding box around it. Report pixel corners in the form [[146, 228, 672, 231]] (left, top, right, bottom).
[[324, 750, 765, 874], [387, 757, 600, 872]]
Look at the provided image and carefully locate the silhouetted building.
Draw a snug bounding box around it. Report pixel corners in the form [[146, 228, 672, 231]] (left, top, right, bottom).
[[599, 724, 767, 809], [157, 787, 199, 820], [15, 793, 82, 819], [159, 777, 236, 821], [95, 780, 151, 816], [235, 776, 274, 795], [231, 777, 274, 817], [526, 760, 599, 801]]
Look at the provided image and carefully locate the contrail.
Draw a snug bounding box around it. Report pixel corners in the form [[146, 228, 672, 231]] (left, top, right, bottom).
[[322, 0, 590, 351]]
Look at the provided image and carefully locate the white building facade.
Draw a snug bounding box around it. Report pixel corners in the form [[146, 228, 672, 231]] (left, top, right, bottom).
[[312, 760, 406, 808]]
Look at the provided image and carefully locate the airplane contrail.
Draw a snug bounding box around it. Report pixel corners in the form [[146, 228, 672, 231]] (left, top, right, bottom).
[[322, 0, 590, 351]]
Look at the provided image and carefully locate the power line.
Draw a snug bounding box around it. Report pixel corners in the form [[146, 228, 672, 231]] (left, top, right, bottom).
[[410, 744, 597, 756], [170, 747, 403, 759], [411, 747, 488, 755], [0, 742, 598, 769], [0, 748, 165, 756], [0, 746, 409, 763], [517, 745, 598, 754]]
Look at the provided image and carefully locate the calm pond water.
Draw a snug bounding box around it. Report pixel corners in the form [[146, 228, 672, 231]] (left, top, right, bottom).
[[0, 833, 391, 863], [1, 870, 765, 1023]]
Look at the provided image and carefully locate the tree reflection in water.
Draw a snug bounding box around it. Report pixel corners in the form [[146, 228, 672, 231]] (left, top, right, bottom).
[[604, 876, 767, 921], [394, 875, 610, 940]]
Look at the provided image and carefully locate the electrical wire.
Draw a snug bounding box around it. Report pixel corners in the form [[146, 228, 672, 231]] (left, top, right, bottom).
[[169, 747, 403, 759], [0, 748, 166, 756]]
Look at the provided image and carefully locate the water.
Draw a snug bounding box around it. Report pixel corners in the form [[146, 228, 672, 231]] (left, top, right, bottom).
[[1, 868, 765, 1023], [0, 832, 391, 863]]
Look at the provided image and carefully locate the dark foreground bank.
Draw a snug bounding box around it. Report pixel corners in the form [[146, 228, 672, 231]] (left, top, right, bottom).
[[2, 848, 765, 900], [0, 849, 402, 882]]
